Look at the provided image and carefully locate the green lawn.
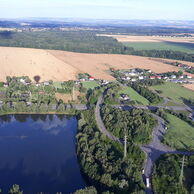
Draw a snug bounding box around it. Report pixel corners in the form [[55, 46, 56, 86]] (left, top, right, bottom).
[[123, 42, 194, 54], [118, 86, 149, 105], [53, 82, 63, 89], [150, 82, 194, 105], [164, 113, 194, 151], [82, 81, 100, 90], [0, 87, 6, 92]]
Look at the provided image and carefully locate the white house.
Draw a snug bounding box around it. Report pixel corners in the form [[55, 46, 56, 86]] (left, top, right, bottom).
[[171, 75, 177, 79], [131, 78, 137, 82], [138, 76, 144, 80]]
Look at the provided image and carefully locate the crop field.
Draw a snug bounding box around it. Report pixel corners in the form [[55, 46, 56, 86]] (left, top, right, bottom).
[[98, 34, 194, 43], [82, 81, 100, 90], [0, 46, 193, 83], [163, 113, 194, 151], [150, 82, 194, 104], [123, 42, 194, 53], [118, 86, 149, 105]]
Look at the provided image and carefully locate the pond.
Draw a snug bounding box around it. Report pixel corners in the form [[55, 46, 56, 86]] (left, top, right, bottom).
[[0, 114, 86, 194]]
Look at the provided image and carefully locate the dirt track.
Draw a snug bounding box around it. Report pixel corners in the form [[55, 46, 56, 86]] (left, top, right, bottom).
[[0, 46, 192, 82]]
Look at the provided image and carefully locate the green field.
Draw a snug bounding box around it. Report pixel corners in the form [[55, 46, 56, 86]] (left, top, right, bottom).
[[124, 42, 194, 53], [118, 86, 149, 105], [82, 81, 100, 90], [53, 82, 63, 89], [0, 87, 6, 92], [164, 113, 194, 151], [150, 82, 194, 105]]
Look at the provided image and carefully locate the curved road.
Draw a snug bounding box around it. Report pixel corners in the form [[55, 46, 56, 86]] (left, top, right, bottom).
[[95, 94, 194, 194], [141, 114, 194, 194], [95, 95, 122, 143]]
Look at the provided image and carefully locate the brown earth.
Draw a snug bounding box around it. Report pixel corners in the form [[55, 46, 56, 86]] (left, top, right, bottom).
[[97, 34, 194, 43], [0, 47, 193, 82], [183, 84, 194, 91], [55, 91, 83, 103]]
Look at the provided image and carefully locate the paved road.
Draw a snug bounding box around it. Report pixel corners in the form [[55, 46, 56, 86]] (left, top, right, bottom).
[[95, 95, 122, 143], [95, 95, 194, 194], [113, 104, 194, 112], [141, 114, 194, 194]]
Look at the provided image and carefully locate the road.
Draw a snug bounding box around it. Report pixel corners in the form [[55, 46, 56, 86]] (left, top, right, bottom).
[[113, 104, 194, 112], [95, 95, 194, 194], [140, 114, 194, 193], [95, 95, 122, 143]]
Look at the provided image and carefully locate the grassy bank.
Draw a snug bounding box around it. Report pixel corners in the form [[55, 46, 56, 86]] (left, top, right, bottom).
[[150, 82, 194, 104], [163, 113, 194, 151]]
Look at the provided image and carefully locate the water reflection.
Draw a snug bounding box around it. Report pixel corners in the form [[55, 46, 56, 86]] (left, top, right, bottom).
[[0, 115, 86, 194]]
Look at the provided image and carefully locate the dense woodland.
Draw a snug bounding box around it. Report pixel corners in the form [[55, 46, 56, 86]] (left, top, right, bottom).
[[153, 154, 194, 194], [77, 109, 145, 193], [1, 30, 194, 62], [101, 106, 156, 144]]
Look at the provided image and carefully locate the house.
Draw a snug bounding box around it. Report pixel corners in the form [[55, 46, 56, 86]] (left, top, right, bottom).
[[187, 75, 192, 79], [80, 78, 86, 82], [26, 102, 32, 106], [20, 78, 26, 84], [138, 76, 144, 80], [3, 83, 9, 88], [43, 81, 50, 86], [150, 76, 156, 80], [120, 94, 130, 101], [89, 76, 95, 81], [171, 75, 177, 79], [156, 76, 162, 79], [129, 72, 138, 76], [101, 80, 109, 85], [131, 78, 137, 82]]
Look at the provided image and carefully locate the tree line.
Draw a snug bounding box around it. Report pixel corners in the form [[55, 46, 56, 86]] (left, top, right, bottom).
[[77, 109, 145, 193], [1, 30, 194, 62]]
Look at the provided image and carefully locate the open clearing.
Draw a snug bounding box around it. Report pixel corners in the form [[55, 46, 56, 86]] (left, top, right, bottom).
[[0, 46, 193, 82], [118, 86, 149, 105], [82, 81, 100, 90], [163, 113, 194, 151], [150, 82, 194, 104]]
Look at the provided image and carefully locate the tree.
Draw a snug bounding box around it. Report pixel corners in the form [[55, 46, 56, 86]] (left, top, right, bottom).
[[74, 186, 97, 194], [33, 75, 41, 83], [9, 184, 23, 194]]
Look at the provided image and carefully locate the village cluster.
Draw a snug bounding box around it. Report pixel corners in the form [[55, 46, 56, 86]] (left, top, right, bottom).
[[112, 68, 194, 84]]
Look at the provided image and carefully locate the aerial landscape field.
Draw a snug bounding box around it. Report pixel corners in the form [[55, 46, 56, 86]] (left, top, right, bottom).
[[0, 0, 194, 193], [0, 46, 190, 82]]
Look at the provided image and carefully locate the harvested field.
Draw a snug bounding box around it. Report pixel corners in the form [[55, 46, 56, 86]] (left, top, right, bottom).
[[97, 34, 194, 43], [0, 47, 193, 82], [0, 47, 78, 82], [48, 50, 182, 80]]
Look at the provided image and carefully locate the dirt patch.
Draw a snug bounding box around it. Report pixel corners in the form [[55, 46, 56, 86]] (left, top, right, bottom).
[[182, 84, 194, 91], [55, 90, 83, 103]]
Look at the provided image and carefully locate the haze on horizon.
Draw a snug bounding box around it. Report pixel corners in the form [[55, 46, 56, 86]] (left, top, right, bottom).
[[0, 0, 194, 21]]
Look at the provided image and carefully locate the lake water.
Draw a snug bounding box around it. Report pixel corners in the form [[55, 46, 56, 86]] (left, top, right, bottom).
[[0, 114, 86, 194]]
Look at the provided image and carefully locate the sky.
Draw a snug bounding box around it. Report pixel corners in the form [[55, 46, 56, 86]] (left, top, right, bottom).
[[0, 0, 194, 20]]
